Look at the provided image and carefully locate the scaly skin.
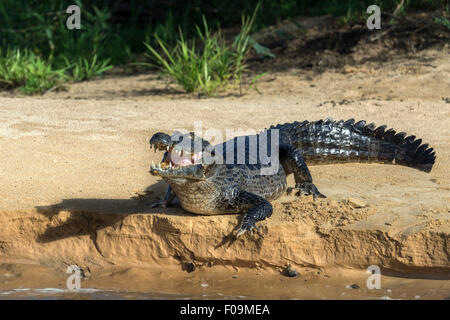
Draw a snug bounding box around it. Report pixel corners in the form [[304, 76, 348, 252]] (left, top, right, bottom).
[[149, 118, 436, 236], [271, 119, 435, 172]]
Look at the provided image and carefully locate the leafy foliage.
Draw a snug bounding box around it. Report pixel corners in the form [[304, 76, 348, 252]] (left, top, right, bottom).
[[143, 4, 259, 95], [0, 48, 66, 94], [0, 0, 446, 94]]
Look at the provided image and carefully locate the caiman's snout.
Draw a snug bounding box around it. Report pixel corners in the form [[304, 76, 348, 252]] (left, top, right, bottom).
[[149, 132, 173, 152], [149, 131, 208, 181], [150, 131, 205, 169]]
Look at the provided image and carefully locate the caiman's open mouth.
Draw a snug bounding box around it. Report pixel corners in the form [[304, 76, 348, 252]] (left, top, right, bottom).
[[150, 141, 202, 169], [149, 134, 206, 180]]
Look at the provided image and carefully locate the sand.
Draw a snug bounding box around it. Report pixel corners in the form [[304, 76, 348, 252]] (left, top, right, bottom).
[[0, 38, 449, 299]]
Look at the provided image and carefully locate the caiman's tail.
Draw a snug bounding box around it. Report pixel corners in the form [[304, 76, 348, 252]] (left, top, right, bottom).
[[272, 118, 436, 172]]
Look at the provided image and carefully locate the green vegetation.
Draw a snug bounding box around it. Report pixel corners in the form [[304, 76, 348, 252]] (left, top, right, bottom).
[[64, 55, 112, 82], [143, 5, 258, 95], [0, 49, 66, 94], [0, 0, 129, 93], [435, 17, 450, 28], [434, 1, 449, 28], [0, 0, 447, 94]]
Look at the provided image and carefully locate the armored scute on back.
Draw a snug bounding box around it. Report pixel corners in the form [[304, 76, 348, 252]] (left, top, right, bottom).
[[149, 118, 436, 237]]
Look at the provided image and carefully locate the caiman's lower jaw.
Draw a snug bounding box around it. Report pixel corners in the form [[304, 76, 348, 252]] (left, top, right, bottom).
[[150, 162, 206, 180]]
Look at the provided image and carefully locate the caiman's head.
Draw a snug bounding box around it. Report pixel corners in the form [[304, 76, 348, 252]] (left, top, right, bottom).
[[149, 131, 215, 182]]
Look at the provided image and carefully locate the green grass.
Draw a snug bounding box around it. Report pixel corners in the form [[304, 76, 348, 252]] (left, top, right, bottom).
[[0, 0, 447, 94], [0, 1, 121, 93], [0, 48, 66, 94], [434, 2, 449, 28], [143, 4, 259, 95], [0, 48, 113, 94], [63, 54, 112, 82], [435, 17, 450, 28]]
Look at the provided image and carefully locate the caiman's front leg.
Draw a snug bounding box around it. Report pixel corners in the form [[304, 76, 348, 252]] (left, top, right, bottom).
[[279, 144, 326, 199], [234, 191, 273, 237], [149, 185, 177, 208]]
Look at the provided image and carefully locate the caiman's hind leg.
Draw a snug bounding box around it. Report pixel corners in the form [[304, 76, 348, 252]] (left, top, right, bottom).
[[279, 144, 326, 199], [234, 191, 273, 237], [149, 185, 177, 208]]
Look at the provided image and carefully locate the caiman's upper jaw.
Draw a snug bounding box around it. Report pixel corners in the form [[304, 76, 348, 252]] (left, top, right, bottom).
[[150, 141, 203, 167], [149, 132, 173, 151], [150, 141, 171, 152], [150, 132, 202, 166]]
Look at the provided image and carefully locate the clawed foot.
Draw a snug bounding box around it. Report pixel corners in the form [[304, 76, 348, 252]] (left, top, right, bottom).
[[236, 221, 259, 237], [288, 182, 326, 199]]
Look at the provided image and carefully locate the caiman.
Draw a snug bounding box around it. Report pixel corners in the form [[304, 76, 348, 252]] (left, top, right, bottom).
[[148, 119, 436, 236]]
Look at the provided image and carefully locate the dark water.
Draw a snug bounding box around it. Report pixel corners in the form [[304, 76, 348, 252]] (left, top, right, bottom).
[[0, 288, 252, 300]]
